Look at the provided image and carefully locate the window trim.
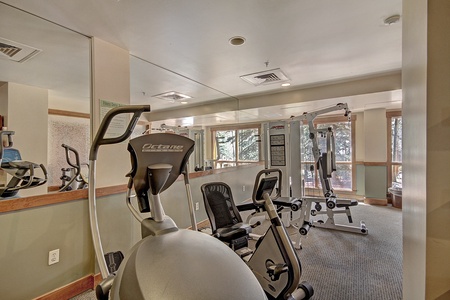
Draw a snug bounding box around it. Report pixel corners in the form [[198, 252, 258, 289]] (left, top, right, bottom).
[[211, 123, 261, 168], [386, 110, 402, 187]]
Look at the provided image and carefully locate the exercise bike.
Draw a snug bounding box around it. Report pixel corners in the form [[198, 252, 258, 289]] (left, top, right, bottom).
[[0, 130, 47, 198], [89, 105, 267, 300], [59, 143, 88, 192], [201, 168, 314, 300]]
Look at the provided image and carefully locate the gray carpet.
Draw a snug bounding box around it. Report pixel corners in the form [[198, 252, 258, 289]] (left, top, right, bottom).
[[71, 203, 402, 300], [289, 203, 402, 300]]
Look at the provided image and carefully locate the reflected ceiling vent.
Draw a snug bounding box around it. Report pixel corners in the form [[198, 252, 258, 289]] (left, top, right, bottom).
[[0, 37, 41, 63], [152, 91, 192, 102], [240, 68, 290, 86]]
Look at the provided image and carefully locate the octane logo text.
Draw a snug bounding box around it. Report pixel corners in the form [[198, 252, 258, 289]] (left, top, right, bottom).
[[142, 144, 184, 152]]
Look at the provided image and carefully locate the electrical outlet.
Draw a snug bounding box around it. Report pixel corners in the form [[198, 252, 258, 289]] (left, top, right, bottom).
[[195, 202, 200, 211], [48, 249, 60, 265], [242, 185, 246, 192]]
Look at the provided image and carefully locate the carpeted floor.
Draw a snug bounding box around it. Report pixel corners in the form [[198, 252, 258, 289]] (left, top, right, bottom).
[[290, 203, 402, 300], [71, 203, 402, 300]]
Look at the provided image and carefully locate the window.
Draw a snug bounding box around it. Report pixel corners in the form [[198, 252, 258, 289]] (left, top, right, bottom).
[[212, 125, 260, 168], [387, 112, 402, 186], [301, 116, 355, 191]]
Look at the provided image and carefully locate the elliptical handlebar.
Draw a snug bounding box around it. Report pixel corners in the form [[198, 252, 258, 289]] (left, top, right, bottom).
[[88, 105, 150, 281], [62, 143, 81, 170], [89, 105, 151, 160]]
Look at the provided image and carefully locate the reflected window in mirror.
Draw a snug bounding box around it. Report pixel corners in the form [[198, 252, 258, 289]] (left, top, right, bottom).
[[211, 124, 260, 169]]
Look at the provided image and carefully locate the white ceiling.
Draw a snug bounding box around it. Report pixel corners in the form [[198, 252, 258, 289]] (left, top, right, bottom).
[[0, 0, 402, 126]]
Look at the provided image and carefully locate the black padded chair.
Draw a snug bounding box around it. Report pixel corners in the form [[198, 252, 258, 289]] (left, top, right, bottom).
[[201, 182, 252, 250]]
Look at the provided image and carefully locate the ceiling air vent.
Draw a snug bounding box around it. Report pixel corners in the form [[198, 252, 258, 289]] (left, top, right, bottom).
[[152, 91, 192, 102], [0, 37, 41, 63], [240, 68, 290, 86]]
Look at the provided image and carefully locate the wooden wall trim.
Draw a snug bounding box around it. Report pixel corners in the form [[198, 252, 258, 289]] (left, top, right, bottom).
[[355, 161, 388, 166], [33, 274, 94, 300], [187, 161, 265, 180], [0, 184, 127, 213], [363, 162, 387, 166], [48, 109, 90, 119], [364, 197, 388, 206]]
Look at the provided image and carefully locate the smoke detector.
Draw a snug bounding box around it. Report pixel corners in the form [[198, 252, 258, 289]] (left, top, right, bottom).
[[152, 91, 192, 102], [0, 37, 41, 63], [240, 68, 290, 86]]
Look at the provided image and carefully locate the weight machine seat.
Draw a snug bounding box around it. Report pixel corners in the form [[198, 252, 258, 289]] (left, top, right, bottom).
[[336, 199, 358, 208], [201, 182, 252, 244]]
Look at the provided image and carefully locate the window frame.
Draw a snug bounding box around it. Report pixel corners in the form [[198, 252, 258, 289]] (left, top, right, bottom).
[[211, 123, 261, 169], [386, 110, 402, 186]]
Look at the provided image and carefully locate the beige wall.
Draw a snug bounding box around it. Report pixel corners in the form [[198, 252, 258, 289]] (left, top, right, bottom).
[[425, 0, 450, 298], [354, 112, 365, 162], [363, 109, 387, 162], [0, 82, 48, 197], [403, 0, 450, 299], [91, 37, 133, 188], [90, 37, 144, 270], [0, 199, 93, 300]]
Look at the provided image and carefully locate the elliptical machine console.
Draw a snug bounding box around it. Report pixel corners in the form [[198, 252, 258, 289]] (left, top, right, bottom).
[[0, 130, 47, 198], [89, 105, 267, 300]]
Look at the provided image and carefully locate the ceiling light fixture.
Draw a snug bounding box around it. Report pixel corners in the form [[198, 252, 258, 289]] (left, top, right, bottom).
[[181, 101, 188, 104], [229, 36, 246, 46], [384, 14, 401, 25], [281, 83, 291, 87]]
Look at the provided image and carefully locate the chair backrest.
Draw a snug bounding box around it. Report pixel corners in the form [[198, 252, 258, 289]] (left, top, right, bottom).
[[201, 182, 243, 233]]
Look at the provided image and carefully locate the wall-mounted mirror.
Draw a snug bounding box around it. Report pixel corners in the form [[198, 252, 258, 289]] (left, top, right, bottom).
[[129, 55, 241, 172], [0, 3, 91, 198]]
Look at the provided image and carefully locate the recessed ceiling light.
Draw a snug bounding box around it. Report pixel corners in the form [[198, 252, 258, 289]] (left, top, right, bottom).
[[229, 36, 246, 46], [281, 83, 291, 87], [181, 101, 188, 104]]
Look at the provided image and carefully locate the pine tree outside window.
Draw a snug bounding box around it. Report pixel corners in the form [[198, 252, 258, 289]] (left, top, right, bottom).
[[387, 111, 402, 186], [212, 125, 260, 168]]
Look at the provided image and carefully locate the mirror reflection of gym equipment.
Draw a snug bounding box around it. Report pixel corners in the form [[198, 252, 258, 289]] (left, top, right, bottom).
[[59, 144, 88, 192], [90, 106, 267, 300], [158, 124, 207, 172], [0, 130, 48, 198], [263, 103, 368, 249]]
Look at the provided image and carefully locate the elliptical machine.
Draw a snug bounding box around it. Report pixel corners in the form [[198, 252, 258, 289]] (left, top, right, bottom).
[[201, 168, 314, 300], [90, 105, 267, 300], [0, 130, 47, 198], [59, 144, 88, 192]]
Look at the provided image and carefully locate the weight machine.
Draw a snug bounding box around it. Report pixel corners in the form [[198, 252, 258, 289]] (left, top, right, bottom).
[[264, 103, 367, 249], [159, 124, 206, 173]]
